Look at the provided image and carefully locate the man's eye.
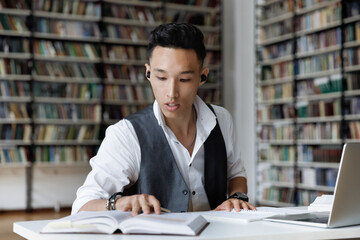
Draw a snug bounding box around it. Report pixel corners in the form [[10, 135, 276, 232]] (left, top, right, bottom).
[[180, 78, 191, 82], [157, 77, 166, 81]]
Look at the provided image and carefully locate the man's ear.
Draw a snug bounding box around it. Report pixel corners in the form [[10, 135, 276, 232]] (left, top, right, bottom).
[[145, 63, 151, 80], [199, 67, 209, 86]]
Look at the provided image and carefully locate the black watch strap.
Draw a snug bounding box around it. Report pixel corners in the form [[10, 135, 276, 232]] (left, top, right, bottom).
[[227, 192, 249, 202], [109, 192, 123, 210]]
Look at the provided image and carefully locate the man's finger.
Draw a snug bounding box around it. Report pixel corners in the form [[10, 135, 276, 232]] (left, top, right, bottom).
[[232, 199, 241, 212], [148, 195, 161, 214], [138, 195, 151, 214], [131, 199, 141, 216]]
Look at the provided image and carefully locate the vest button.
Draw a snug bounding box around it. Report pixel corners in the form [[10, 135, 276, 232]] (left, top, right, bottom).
[[192, 191, 196, 195], [182, 190, 188, 195]]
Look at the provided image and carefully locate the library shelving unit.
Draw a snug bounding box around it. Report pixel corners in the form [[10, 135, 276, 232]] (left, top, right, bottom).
[[255, 0, 296, 207], [30, 0, 102, 208], [31, 0, 102, 164], [0, 0, 224, 210], [0, 0, 32, 210], [255, 0, 359, 207], [101, 0, 161, 126]]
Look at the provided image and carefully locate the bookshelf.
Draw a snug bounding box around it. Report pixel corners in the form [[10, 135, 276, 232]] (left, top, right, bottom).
[[32, 0, 102, 165], [101, 0, 160, 126], [164, 1, 223, 104], [255, 0, 359, 207], [0, 0, 223, 210], [0, 0, 32, 210]]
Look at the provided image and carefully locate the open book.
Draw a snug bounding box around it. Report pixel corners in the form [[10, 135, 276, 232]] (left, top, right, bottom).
[[41, 211, 208, 236]]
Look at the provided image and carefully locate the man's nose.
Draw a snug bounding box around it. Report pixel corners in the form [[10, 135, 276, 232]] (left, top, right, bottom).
[[167, 79, 178, 99]]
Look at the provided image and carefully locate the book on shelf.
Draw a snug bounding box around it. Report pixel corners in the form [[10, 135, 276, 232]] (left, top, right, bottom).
[[295, 3, 341, 32], [295, 52, 341, 76], [298, 145, 342, 163], [104, 3, 161, 23], [347, 121, 360, 139], [35, 18, 100, 38], [0, 59, 29, 75], [296, 99, 341, 118], [261, 186, 295, 204], [34, 0, 101, 17], [34, 62, 100, 79], [0, 15, 28, 32], [259, 0, 293, 21], [41, 211, 208, 236], [34, 103, 101, 121], [0, 147, 29, 164], [0, 37, 30, 54], [34, 40, 99, 59], [296, 28, 341, 54], [0, 0, 29, 9], [346, 72, 360, 90], [34, 146, 96, 163], [34, 125, 99, 142], [259, 145, 296, 163], [298, 122, 340, 141], [297, 167, 338, 188]]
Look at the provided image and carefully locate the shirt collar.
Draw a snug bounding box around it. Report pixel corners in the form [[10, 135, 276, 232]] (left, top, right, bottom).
[[152, 96, 217, 136]]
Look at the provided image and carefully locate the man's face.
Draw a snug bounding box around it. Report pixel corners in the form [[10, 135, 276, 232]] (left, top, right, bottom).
[[146, 46, 207, 121]]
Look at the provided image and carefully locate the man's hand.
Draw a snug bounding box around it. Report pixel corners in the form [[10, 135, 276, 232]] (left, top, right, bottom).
[[214, 198, 256, 212], [115, 194, 162, 216]]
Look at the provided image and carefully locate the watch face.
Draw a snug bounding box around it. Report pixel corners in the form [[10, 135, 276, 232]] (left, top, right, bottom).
[[232, 192, 249, 201], [236, 193, 247, 198]]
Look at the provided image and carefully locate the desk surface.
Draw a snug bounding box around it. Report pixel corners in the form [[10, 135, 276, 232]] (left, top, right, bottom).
[[14, 218, 360, 240]]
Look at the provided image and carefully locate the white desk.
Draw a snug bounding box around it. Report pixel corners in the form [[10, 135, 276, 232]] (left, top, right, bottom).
[[14, 219, 360, 240]]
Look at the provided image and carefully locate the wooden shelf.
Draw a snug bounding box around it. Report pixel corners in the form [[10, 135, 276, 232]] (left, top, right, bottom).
[[33, 11, 100, 22], [295, 0, 341, 15], [258, 12, 294, 27]]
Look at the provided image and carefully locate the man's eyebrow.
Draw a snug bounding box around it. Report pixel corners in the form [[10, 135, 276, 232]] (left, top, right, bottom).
[[153, 69, 195, 75], [180, 70, 195, 75], [154, 68, 166, 73]]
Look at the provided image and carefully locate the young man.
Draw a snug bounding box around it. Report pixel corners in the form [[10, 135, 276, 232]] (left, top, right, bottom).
[[72, 23, 255, 216]]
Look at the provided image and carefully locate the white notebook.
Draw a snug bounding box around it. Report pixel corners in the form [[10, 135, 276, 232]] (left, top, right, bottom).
[[198, 207, 309, 223]]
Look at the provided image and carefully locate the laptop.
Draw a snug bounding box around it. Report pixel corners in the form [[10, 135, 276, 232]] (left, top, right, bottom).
[[265, 143, 360, 228]]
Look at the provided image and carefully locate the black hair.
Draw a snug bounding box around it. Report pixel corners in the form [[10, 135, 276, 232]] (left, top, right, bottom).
[[147, 23, 206, 65]]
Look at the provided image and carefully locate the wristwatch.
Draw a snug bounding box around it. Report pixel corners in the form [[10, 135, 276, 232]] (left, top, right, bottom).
[[109, 192, 123, 211], [228, 192, 249, 202]]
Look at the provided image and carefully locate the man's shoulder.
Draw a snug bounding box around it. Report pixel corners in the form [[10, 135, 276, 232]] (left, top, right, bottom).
[[206, 104, 231, 118], [126, 105, 154, 121]]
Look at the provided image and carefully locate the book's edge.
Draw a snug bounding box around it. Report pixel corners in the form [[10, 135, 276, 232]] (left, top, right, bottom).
[[195, 221, 209, 236]]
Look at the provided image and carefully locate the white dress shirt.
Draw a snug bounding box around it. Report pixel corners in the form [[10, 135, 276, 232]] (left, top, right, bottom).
[[72, 96, 247, 214]]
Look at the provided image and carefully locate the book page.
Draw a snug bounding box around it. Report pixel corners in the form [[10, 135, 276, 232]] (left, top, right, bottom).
[[119, 212, 206, 235], [42, 211, 132, 234]]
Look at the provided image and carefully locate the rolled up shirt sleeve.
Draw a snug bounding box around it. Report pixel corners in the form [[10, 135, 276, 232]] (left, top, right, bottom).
[[71, 120, 140, 214]]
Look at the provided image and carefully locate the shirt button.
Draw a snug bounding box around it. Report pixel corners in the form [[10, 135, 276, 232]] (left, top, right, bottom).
[[189, 163, 192, 167], [192, 191, 196, 195], [182, 190, 188, 195]]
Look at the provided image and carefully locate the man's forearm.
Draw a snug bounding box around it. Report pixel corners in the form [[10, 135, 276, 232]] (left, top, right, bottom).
[[79, 199, 107, 212], [228, 176, 248, 196]]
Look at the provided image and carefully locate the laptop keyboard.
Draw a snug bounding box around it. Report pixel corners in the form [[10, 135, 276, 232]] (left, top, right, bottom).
[[297, 216, 329, 224]]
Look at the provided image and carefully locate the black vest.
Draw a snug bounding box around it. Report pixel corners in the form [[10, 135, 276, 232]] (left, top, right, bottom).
[[125, 104, 227, 212]]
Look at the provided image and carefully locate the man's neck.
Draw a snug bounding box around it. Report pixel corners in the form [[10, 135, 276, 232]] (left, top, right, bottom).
[[165, 107, 196, 136]]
